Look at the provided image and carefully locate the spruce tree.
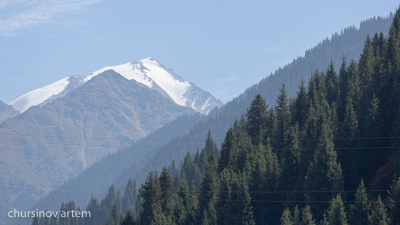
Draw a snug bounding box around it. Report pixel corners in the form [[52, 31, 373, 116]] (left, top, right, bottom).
[[294, 79, 309, 130], [197, 148, 218, 224], [326, 194, 348, 225], [280, 124, 302, 193], [304, 118, 343, 219], [325, 61, 339, 106], [369, 195, 389, 225], [275, 83, 290, 152], [246, 94, 268, 145], [388, 177, 400, 225], [219, 128, 236, 172], [349, 180, 371, 225], [121, 211, 135, 225], [159, 166, 173, 214], [139, 171, 162, 225], [280, 208, 294, 225], [300, 205, 316, 225]]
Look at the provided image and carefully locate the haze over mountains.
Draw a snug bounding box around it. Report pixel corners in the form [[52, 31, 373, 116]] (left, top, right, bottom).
[[23, 13, 396, 225], [0, 58, 222, 222], [0, 11, 396, 225]]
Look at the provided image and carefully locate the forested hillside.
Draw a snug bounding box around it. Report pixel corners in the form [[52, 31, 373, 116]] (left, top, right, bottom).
[[42, 9, 400, 224], [29, 11, 395, 222]]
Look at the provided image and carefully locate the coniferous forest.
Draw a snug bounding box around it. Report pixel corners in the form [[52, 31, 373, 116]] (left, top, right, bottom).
[[31, 8, 400, 225]]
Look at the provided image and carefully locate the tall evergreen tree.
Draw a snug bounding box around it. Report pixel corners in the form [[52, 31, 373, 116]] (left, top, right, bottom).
[[121, 211, 135, 225], [304, 118, 343, 219], [388, 177, 400, 225], [139, 171, 162, 225], [246, 94, 268, 145], [369, 195, 389, 225], [300, 205, 316, 225], [325, 61, 339, 106], [349, 180, 371, 225], [326, 195, 348, 225], [159, 166, 173, 214], [275, 84, 290, 152], [294, 79, 309, 130], [197, 148, 219, 224], [280, 208, 294, 225]]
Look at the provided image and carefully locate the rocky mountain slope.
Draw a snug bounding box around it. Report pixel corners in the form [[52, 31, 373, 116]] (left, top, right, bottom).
[[11, 57, 222, 114], [0, 100, 19, 124], [0, 59, 222, 222]]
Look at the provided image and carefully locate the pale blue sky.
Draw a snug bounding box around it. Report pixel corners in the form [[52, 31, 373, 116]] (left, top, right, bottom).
[[0, 0, 398, 104]]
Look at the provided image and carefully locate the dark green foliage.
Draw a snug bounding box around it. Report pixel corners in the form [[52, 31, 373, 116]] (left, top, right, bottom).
[[369, 195, 389, 225], [300, 205, 316, 225], [52, 10, 400, 225], [304, 116, 343, 219], [280, 208, 294, 225], [197, 148, 219, 223], [388, 177, 400, 224], [349, 180, 371, 225], [275, 84, 290, 152], [159, 166, 173, 214], [326, 195, 348, 225], [218, 169, 254, 225], [246, 93, 268, 145], [121, 211, 135, 225], [138, 171, 162, 225]]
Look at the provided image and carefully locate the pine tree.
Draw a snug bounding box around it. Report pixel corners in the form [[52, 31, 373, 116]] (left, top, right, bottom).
[[280, 124, 302, 192], [122, 179, 137, 213], [326, 195, 348, 225], [159, 166, 173, 214], [369, 195, 389, 225], [218, 169, 254, 225], [359, 35, 376, 119], [338, 55, 349, 123], [325, 61, 339, 106], [294, 79, 309, 130], [280, 208, 294, 225], [339, 96, 360, 192], [139, 171, 162, 225], [197, 148, 219, 224], [300, 205, 316, 225], [349, 180, 371, 225], [275, 83, 290, 152], [293, 206, 300, 225], [246, 94, 268, 145], [304, 118, 343, 219], [388, 177, 400, 225], [219, 128, 236, 172], [121, 211, 135, 225], [110, 203, 120, 225]]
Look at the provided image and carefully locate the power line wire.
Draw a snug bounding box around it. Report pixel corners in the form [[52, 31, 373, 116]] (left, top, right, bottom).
[[0, 137, 397, 151], [1, 132, 400, 142]]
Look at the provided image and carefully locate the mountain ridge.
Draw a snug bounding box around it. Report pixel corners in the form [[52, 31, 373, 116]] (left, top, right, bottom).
[[10, 57, 222, 114]]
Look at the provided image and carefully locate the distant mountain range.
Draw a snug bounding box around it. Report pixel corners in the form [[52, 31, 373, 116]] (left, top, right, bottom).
[[0, 58, 222, 222], [25, 13, 395, 224], [10, 57, 222, 114]]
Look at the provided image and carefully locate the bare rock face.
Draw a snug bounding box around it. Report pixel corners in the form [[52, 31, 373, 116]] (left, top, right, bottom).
[[0, 70, 196, 218], [0, 100, 19, 124]]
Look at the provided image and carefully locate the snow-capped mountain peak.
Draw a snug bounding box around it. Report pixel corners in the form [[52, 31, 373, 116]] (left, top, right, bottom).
[[10, 76, 86, 113], [9, 57, 223, 114]]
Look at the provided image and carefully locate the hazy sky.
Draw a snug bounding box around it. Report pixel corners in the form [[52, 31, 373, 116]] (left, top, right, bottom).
[[0, 0, 398, 104]]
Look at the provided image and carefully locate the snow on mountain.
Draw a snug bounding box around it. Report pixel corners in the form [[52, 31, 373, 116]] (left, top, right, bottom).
[[10, 76, 86, 113], [88, 57, 191, 106], [9, 57, 223, 114]]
